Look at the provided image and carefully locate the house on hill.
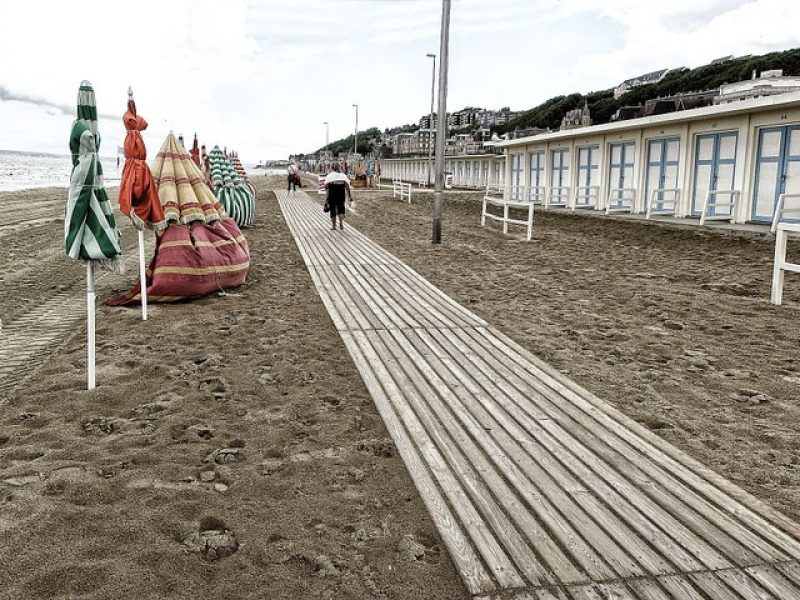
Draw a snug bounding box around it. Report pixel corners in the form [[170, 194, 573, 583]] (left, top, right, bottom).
[[614, 68, 670, 99]]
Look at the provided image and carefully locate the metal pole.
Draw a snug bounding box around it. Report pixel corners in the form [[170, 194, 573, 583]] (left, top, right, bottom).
[[138, 229, 148, 321], [426, 53, 436, 187], [324, 121, 329, 147], [352, 104, 359, 156], [86, 261, 95, 390], [432, 0, 450, 244]]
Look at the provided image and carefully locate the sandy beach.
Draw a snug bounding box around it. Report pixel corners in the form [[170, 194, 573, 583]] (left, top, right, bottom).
[[2, 175, 800, 598], [0, 177, 467, 599]]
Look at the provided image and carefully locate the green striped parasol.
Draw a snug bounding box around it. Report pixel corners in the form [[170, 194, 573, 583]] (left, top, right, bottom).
[[208, 145, 255, 227], [64, 81, 123, 270]]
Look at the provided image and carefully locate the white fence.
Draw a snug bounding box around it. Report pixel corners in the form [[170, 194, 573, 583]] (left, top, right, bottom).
[[606, 188, 637, 214], [392, 178, 412, 203], [771, 193, 800, 305], [699, 190, 740, 225], [572, 185, 599, 210], [481, 187, 534, 241], [646, 188, 681, 219]]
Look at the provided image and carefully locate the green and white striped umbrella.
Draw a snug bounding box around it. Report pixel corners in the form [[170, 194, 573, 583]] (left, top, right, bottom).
[[208, 145, 255, 228], [64, 81, 123, 270]]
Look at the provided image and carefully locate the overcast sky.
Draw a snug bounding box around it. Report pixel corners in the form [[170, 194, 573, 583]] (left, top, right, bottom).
[[1, 0, 799, 163]]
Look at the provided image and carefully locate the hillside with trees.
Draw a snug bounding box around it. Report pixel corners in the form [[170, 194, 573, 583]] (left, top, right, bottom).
[[497, 47, 800, 134]]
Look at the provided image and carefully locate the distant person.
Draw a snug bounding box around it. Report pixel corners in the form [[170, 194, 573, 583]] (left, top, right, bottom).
[[324, 163, 352, 231], [287, 162, 298, 193]]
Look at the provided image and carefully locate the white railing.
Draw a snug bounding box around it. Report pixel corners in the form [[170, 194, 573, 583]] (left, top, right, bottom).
[[481, 190, 534, 241], [606, 188, 637, 214], [699, 190, 740, 225], [507, 184, 526, 202], [646, 188, 681, 219], [771, 193, 800, 305], [572, 185, 599, 210], [547, 186, 570, 208], [392, 178, 412, 203], [527, 186, 546, 205]]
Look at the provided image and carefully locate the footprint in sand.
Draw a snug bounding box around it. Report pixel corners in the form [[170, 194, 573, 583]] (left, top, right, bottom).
[[82, 417, 119, 436], [182, 516, 238, 561]]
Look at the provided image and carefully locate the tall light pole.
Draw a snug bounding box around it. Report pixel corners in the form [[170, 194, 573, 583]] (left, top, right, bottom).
[[352, 104, 359, 156], [323, 121, 329, 147], [426, 53, 436, 187], [432, 0, 450, 244]]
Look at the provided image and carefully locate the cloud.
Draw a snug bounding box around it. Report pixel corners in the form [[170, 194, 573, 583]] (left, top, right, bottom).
[[0, 84, 119, 121]]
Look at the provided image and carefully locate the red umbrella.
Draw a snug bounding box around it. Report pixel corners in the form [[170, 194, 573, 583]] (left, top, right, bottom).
[[118, 89, 166, 230], [190, 133, 200, 167]]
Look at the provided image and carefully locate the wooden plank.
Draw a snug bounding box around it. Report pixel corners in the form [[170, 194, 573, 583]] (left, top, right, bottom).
[[483, 327, 800, 558], [450, 327, 734, 573], [471, 327, 794, 565], [388, 328, 588, 584], [422, 327, 673, 578], [688, 572, 747, 600], [744, 564, 800, 598], [657, 575, 709, 600], [398, 328, 616, 583], [715, 567, 775, 599], [350, 330, 522, 589], [625, 579, 673, 600], [371, 328, 551, 587], [340, 330, 496, 596]]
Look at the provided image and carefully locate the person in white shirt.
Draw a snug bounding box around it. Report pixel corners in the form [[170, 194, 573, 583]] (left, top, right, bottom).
[[324, 163, 352, 230]]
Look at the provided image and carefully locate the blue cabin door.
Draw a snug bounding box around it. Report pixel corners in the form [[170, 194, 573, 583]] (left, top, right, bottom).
[[575, 145, 599, 206], [752, 125, 800, 222], [607, 142, 635, 209], [645, 138, 680, 211], [691, 132, 738, 216]]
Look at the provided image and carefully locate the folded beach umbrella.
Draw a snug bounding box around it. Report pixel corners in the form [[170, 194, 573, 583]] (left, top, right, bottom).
[[230, 151, 257, 197], [208, 145, 255, 228], [118, 91, 166, 231], [151, 132, 225, 224], [65, 81, 123, 268], [107, 134, 249, 306], [65, 80, 123, 390], [190, 134, 201, 167]]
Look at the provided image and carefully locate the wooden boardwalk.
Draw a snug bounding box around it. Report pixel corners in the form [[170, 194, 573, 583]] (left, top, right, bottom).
[[276, 190, 800, 599]]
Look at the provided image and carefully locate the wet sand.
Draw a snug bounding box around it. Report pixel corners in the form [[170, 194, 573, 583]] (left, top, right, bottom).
[[0, 177, 467, 599]]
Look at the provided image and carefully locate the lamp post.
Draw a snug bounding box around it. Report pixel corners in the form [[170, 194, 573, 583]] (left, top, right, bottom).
[[323, 121, 329, 147], [432, 0, 450, 244], [426, 53, 436, 187], [352, 104, 359, 156]]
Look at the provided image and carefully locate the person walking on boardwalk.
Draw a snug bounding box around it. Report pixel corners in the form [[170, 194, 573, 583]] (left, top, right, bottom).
[[324, 163, 352, 230], [287, 161, 299, 193]]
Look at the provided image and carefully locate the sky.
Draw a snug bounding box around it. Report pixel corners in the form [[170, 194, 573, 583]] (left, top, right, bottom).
[[1, 0, 800, 163]]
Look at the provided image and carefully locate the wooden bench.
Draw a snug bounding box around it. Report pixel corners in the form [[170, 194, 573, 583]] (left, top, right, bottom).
[[572, 185, 599, 210], [481, 192, 534, 241], [606, 188, 637, 214], [646, 188, 681, 219], [699, 189, 740, 225], [771, 193, 800, 305]]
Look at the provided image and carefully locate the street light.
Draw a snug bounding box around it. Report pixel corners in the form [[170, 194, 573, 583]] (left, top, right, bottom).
[[323, 121, 329, 147], [432, 0, 451, 244], [352, 104, 359, 156], [426, 53, 436, 187]]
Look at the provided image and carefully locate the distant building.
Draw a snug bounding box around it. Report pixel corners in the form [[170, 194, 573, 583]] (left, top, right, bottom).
[[710, 55, 734, 65], [560, 100, 591, 130], [715, 70, 800, 104], [614, 68, 670, 99]]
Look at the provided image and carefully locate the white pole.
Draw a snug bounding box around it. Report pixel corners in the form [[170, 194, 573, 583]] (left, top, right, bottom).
[[432, 0, 451, 244], [86, 261, 96, 390], [138, 229, 148, 320]]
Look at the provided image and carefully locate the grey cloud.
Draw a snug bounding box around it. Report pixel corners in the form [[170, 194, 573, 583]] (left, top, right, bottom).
[[0, 85, 119, 120]]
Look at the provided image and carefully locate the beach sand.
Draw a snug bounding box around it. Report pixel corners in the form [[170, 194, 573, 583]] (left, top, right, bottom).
[[3, 176, 800, 598], [0, 177, 467, 599]]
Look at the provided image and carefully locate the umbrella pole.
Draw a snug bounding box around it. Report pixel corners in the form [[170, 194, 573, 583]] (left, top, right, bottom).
[[138, 230, 148, 320], [86, 261, 96, 390]]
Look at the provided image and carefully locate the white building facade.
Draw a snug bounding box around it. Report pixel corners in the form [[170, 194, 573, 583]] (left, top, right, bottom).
[[380, 154, 506, 189], [496, 91, 800, 223]]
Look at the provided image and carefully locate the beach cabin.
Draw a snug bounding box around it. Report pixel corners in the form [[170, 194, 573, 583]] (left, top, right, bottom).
[[381, 154, 505, 190], [493, 91, 800, 224]]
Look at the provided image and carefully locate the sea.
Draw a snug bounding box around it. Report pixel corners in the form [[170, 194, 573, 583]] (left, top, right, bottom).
[[0, 149, 275, 192]]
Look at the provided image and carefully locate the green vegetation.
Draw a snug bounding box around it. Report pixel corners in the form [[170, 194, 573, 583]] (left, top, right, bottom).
[[498, 47, 800, 134], [318, 127, 382, 157]]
